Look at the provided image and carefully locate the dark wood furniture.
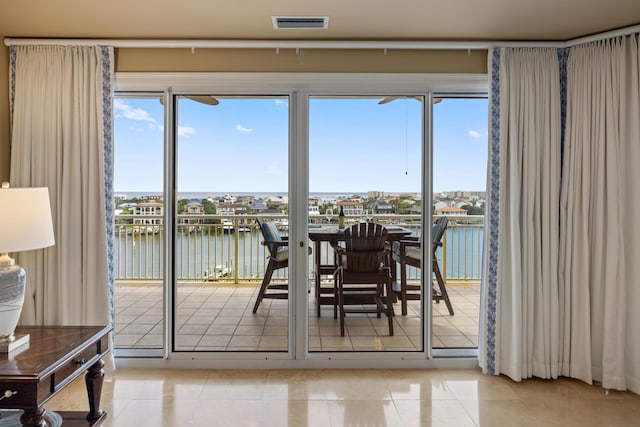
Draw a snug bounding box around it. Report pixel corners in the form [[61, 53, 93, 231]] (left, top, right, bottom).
[[332, 223, 395, 336], [0, 325, 111, 427], [392, 216, 454, 316], [308, 224, 411, 315], [253, 217, 312, 313]]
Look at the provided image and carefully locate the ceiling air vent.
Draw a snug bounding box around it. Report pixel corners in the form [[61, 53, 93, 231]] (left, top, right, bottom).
[[272, 16, 329, 30]]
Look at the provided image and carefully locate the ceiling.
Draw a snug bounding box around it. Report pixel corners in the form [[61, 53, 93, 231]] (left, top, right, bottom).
[[1, 0, 640, 43]]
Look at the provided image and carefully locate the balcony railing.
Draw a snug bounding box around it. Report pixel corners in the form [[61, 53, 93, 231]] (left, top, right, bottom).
[[113, 214, 484, 284]]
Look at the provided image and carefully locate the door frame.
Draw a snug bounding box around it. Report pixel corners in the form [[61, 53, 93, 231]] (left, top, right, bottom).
[[114, 72, 486, 368]]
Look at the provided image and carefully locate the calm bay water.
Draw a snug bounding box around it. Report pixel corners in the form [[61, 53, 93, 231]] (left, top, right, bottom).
[[114, 225, 483, 281]]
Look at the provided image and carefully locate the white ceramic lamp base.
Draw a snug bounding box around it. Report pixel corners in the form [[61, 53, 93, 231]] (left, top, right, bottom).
[[0, 262, 27, 350]]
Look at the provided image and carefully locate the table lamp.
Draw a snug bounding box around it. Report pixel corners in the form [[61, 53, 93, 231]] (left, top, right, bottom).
[[0, 183, 55, 351]]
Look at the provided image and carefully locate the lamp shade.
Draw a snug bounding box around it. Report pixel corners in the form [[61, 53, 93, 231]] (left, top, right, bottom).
[[0, 187, 55, 253]]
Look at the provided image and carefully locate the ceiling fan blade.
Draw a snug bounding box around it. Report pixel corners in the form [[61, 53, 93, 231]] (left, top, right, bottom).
[[158, 95, 220, 106], [186, 95, 220, 106], [378, 96, 443, 105], [378, 96, 400, 105]]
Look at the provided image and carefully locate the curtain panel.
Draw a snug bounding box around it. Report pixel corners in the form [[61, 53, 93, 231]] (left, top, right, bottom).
[[481, 48, 563, 380], [560, 36, 640, 392], [484, 35, 640, 393], [9, 45, 114, 329]]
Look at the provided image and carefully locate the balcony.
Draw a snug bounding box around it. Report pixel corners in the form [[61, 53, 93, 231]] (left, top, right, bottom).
[[114, 214, 483, 352]]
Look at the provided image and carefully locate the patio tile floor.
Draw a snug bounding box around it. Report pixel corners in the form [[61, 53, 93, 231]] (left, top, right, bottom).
[[114, 281, 480, 352]]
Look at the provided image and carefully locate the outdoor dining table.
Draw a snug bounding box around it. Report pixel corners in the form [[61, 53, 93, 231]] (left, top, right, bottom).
[[308, 223, 412, 314]]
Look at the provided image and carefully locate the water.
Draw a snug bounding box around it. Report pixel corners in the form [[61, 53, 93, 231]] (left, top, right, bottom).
[[114, 224, 484, 282]]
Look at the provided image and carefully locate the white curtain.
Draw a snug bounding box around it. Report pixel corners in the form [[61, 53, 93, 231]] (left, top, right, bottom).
[[9, 45, 114, 328], [481, 48, 562, 380], [560, 35, 640, 392], [483, 36, 640, 394]]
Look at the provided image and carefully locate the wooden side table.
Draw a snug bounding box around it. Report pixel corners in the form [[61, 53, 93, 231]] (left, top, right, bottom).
[[0, 325, 111, 427]]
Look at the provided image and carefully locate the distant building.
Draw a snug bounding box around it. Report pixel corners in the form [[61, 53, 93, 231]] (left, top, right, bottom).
[[406, 205, 422, 215], [266, 196, 286, 206], [184, 202, 204, 225], [435, 206, 468, 216], [133, 202, 163, 225], [371, 200, 395, 215], [348, 194, 364, 203], [368, 191, 385, 199], [237, 196, 254, 206], [218, 203, 247, 216], [250, 199, 268, 212], [337, 201, 363, 216], [433, 201, 449, 210], [221, 194, 238, 204], [440, 190, 486, 199], [184, 201, 204, 215]]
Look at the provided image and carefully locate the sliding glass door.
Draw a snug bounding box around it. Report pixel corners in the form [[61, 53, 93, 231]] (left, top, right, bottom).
[[113, 95, 166, 357], [308, 96, 425, 352], [174, 95, 290, 352], [431, 96, 487, 351], [113, 73, 487, 362]]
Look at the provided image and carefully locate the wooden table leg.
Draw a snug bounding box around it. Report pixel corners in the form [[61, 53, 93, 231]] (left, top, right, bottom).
[[20, 407, 47, 427], [85, 358, 105, 422]]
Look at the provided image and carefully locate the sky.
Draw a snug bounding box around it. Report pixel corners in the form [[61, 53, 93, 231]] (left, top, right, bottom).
[[113, 96, 488, 195]]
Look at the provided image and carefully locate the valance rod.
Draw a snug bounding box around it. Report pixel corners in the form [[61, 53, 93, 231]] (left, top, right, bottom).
[[566, 23, 640, 46], [4, 23, 639, 50], [3, 38, 557, 49]]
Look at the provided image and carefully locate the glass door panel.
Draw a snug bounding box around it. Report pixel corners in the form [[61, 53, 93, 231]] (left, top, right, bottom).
[[308, 96, 424, 352], [174, 95, 290, 352], [432, 97, 487, 349], [113, 95, 166, 356]]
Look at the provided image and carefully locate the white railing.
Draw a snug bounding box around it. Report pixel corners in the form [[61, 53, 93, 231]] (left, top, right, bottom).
[[113, 214, 484, 284]]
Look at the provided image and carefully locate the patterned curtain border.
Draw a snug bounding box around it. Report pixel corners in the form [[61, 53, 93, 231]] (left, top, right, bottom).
[[485, 47, 502, 375], [9, 46, 16, 130], [558, 48, 569, 162], [100, 46, 115, 328]]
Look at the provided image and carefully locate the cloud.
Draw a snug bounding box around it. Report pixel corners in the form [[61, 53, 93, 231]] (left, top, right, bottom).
[[236, 124, 254, 133], [468, 130, 481, 138], [114, 99, 156, 123], [274, 99, 286, 106], [178, 126, 196, 138]]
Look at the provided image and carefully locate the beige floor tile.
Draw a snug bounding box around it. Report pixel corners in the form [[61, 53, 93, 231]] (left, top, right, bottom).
[[347, 326, 379, 336], [177, 324, 209, 334], [328, 399, 404, 427], [234, 325, 265, 335], [263, 325, 288, 336], [439, 335, 475, 347], [115, 284, 481, 353], [212, 316, 242, 325], [229, 335, 262, 347], [321, 336, 354, 351], [219, 308, 247, 317], [394, 399, 477, 427], [259, 335, 288, 347], [46, 368, 640, 427], [198, 334, 231, 347], [205, 324, 237, 335], [380, 335, 416, 349], [114, 334, 142, 346], [136, 334, 163, 346], [350, 336, 385, 350]]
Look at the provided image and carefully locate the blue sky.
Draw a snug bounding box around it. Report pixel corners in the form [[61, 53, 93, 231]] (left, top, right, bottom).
[[113, 96, 487, 194]]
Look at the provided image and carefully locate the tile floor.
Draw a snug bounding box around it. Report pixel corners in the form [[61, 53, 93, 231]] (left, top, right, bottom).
[[45, 368, 640, 427], [114, 281, 480, 352]]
